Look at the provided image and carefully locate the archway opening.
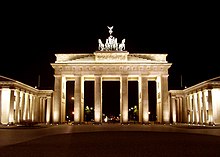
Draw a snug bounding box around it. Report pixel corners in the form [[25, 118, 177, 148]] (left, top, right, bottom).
[[128, 81, 138, 123], [66, 81, 75, 122], [102, 81, 120, 123], [149, 81, 156, 121], [84, 81, 94, 123]]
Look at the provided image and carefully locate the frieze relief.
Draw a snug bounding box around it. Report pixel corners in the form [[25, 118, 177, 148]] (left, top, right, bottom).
[[54, 65, 169, 75], [96, 54, 126, 60], [94, 52, 128, 61]]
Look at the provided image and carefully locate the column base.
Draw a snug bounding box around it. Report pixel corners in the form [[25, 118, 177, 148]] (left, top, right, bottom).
[[209, 122, 216, 126], [73, 122, 82, 125], [52, 122, 60, 125], [141, 122, 151, 125], [92, 122, 102, 125], [121, 122, 130, 125], [162, 122, 171, 125]]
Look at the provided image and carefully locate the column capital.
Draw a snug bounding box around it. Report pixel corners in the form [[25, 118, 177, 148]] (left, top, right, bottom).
[[74, 74, 82, 77], [54, 74, 62, 78], [171, 96, 176, 99], [94, 74, 102, 77], [162, 74, 169, 78], [121, 74, 128, 77], [140, 75, 149, 78]]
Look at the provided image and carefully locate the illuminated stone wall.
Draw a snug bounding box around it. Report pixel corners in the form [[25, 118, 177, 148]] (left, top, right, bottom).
[[51, 51, 172, 124], [0, 76, 53, 125], [169, 76, 220, 125]]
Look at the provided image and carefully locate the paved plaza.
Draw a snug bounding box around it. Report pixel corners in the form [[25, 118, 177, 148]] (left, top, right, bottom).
[[0, 123, 220, 157]]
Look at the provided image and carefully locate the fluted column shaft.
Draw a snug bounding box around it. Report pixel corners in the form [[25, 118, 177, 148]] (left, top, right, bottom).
[[141, 77, 149, 123], [189, 95, 193, 123], [53, 75, 62, 123], [120, 75, 128, 123], [0, 88, 11, 124], [197, 92, 202, 124], [14, 89, 20, 123], [46, 97, 52, 123], [94, 75, 102, 124], [207, 89, 213, 124], [9, 89, 15, 123], [74, 76, 83, 124], [176, 98, 180, 122]]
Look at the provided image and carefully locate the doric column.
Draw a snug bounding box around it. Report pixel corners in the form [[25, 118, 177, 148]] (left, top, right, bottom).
[[20, 91, 25, 121], [46, 96, 52, 124], [197, 92, 202, 124], [186, 95, 190, 123], [179, 97, 183, 122], [202, 90, 208, 124], [141, 76, 149, 124], [157, 75, 169, 123], [0, 88, 11, 124], [61, 76, 67, 123], [34, 96, 40, 122], [0, 89, 1, 123], [94, 75, 102, 124], [29, 94, 33, 121], [9, 89, 15, 124], [39, 97, 43, 122], [176, 98, 180, 122], [24, 93, 30, 120], [212, 89, 220, 123], [42, 98, 46, 122], [31, 95, 35, 121], [53, 75, 62, 123], [182, 96, 187, 123], [120, 75, 128, 124], [193, 93, 198, 124], [207, 89, 213, 124], [80, 77, 84, 123], [171, 96, 176, 123], [138, 77, 142, 123], [156, 77, 162, 123], [189, 94, 193, 123], [74, 76, 83, 124], [14, 89, 20, 123], [162, 75, 169, 123]]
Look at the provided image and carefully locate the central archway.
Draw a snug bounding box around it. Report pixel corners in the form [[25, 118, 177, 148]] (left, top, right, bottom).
[[102, 81, 120, 123]]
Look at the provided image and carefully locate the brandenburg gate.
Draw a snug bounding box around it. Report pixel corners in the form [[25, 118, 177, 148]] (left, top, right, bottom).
[[51, 26, 172, 124]]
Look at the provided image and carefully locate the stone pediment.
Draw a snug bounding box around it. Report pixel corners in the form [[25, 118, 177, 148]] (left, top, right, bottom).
[[55, 54, 94, 63], [55, 53, 168, 63], [129, 54, 168, 63], [0, 75, 14, 81]]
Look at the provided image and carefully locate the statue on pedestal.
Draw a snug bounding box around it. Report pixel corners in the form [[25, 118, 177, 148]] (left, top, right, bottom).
[[107, 26, 113, 35], [98, 26, 126, 52], [118, 39, 125, 51], [98, 39, 105, 51]]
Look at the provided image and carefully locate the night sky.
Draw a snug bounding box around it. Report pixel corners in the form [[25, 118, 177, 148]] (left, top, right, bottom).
[[1, 2, 219, 116]]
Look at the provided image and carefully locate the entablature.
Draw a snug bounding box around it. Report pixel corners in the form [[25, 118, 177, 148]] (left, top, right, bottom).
[[51, 63, 171, 76]]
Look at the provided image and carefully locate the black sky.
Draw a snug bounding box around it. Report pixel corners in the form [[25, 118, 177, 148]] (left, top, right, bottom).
[[1, 2, 219, 91]]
